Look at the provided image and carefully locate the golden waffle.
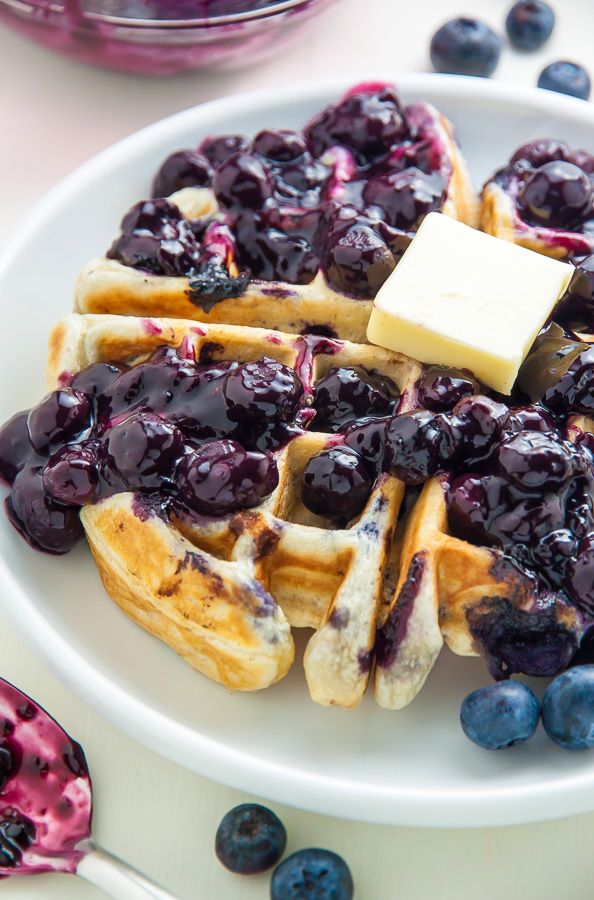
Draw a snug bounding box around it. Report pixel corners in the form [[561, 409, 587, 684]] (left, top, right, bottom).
[[49, 313, 419, 706], [74, 101, 479, 344]]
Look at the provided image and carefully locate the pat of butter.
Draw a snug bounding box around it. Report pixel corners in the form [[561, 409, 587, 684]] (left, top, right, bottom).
[[366, 213, 574, 394]]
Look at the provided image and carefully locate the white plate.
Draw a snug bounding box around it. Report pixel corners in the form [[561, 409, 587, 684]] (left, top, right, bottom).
[[2, 74, 594, 828]]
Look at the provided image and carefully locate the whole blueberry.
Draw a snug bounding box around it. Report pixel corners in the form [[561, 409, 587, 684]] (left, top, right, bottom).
[[418, 367, 477, 413], [252, 129, 307, 163], [213, 152, 272, 210], [42, 445, 99, 506], [152, 149, 212, 197], [460, 681, 541, 750], [199, 134, 249, 167], [223, 357, 303, 429], [301, 446, 372, 521], [323, 224, 395, 299], [518, 161, 592, 228], [214, 803, 286, 875], [271, 848, 354, 900], [506, 1, 555, 51], [106, 412, 184, 490], [312, 367, 393, 433], [176, 439, 278, 517], [385, 410, 456, 485], [538, 62, 591, 101], [451, 395, 510, 463], [8, 465, 83, 554], [363, 168, 445, 231], [0, 411, 33, 485], [496, 431, 574, 490], [430, 18, 501, 78], [343, 417, 390, 477], [27, 389, 92, 453], [542, 666, 594, 749]]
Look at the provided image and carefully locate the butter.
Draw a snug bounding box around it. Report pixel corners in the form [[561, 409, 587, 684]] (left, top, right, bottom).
[[366, 213, 574, 394]]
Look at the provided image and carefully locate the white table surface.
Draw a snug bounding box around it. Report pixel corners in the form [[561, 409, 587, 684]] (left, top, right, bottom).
[[2, 0, 594, 897]]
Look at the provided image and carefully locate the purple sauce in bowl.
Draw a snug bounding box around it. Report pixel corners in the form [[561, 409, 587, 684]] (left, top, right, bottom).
[[0, 0, 336, 74]]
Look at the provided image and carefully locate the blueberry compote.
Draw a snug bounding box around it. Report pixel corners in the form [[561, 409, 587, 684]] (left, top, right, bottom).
[[0, 678, 91, 877], [0, 344, 310, 552], [109, 83, 450, 300]]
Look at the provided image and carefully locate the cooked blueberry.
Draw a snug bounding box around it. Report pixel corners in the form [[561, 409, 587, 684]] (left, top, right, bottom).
[[271, 848, 354, 900], [418, 367, 477, 413], [233, 211, 319, 284], [8, 466, 83, 554], [363, 168, 445, 230], [322, 224, 395, 298], [506, 1, 555, 51], [556, 255, 594, 330], [199, 133, 249, 167], [176, 439, 278, 516], [70, 363, 127, 410], [386, 410, 456, 485], [0, 809, 35, 867], [188, 262, 249, 311], [496, 431, 574, 490], [42, 446, 99, 506], [223, 357, 303, 436], [507, 404, 555, 433], [0, 412, 33, 485], [430, 18, 501, 77], [302, 446, 372, 521], [566, 533, 594, 617], [542, 666, 594, 749], [252, 129, 307, 162], [305, 84, 407, 162], [27, 389, 92, 453], [532, 528, 577, 585], [213, 152, 272, 210], [518, 161, 592, 228], [312, 367, 393, 432], [106, 412, 184, 490], [541, 346, 594, 415], [450, 395, 510, 463], [447, 474, 493, 545], [460, 681, 540, 750], [107, 198, 202, 276], [215, 803, 286, 875], [152, 149, 212, 197], [538, 61, 591, 100], [343, 417, 390, 477]]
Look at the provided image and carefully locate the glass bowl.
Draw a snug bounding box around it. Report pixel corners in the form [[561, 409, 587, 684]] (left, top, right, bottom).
[[0, 0, 337, 74]]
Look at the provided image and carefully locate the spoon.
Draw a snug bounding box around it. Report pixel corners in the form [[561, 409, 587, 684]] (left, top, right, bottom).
[[0, 676, 176, 898]]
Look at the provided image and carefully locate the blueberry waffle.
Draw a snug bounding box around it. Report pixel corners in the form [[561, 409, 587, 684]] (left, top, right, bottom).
[[74, 82, 478, 343]]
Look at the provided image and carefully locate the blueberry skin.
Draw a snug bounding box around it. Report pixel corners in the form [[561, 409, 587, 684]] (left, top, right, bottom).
[[430, 18, 501, 78], [542, 666, 594, 750], [271, 848, 354, 900], [538, 62, 591, 100], [460, 681, 541, 750], [215, 803, 286, 875], [506, 1, 555, 51]]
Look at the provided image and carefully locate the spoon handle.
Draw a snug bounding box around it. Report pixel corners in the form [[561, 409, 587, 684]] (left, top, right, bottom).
[[76, 843, 177, 900]]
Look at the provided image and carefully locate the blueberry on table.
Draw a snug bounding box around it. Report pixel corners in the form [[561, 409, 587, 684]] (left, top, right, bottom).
[[271, 848, 354, 900], [430, 18, 501, 78], [460, 681, 541, 750], [542, 666, 594, 749], [506, 1, 555, 51], [215, 803, 286, 875], [538, 62, 591, 100]]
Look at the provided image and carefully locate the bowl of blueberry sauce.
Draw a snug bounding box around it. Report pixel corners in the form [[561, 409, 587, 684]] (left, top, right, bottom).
[[0, 0, 336, 75]]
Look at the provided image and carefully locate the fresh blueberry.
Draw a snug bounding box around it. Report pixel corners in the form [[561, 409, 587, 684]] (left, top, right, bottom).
[[176, 439, 278, 517], [27, 389, 92, 453], [214, 803, 286, 875], [506, 1, 555, 51], [301, 446, 372, 521], [518, 161, 592, 228], [0, 412, 33, 485], [430, 18, 501, 78], [460, 681, 540, 750], [542, 666, 594, 749], [152, 149, 212, 197], [271, 848, 354, 900], [538, 61, 591, 101]]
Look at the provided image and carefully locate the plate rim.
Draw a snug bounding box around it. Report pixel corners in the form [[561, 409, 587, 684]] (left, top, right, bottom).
[[3, 73, 594, 828]]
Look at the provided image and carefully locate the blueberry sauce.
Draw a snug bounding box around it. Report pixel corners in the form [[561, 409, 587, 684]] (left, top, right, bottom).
[[107, 83, 451, 300], [488, 139, 594, 258], [0, 678, 91, 877]]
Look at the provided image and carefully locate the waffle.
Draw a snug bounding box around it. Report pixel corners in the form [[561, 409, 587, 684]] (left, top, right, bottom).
[[74, 100, 479, 345], [49, 313, 418, 706]]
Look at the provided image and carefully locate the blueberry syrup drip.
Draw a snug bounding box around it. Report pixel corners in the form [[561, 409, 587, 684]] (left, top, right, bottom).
[[109, 83, 450, 299], [0, 679, 91, 877]]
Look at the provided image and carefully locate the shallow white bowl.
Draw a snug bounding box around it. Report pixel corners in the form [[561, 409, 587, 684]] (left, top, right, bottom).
[[2, 74, 594, 828]]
